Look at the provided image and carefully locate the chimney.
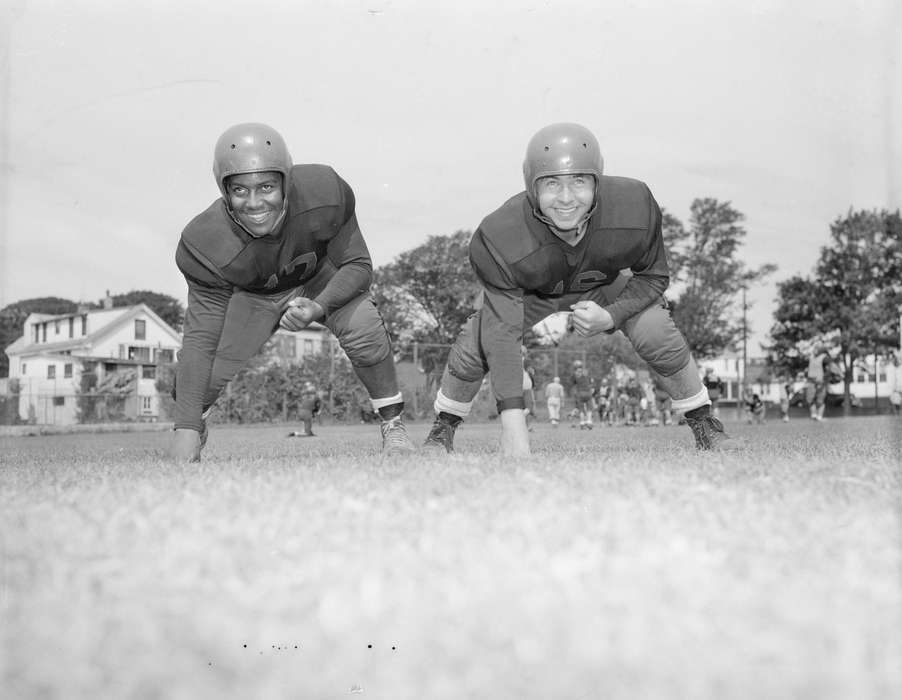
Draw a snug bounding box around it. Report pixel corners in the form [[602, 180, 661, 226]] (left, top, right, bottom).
[[103, 290, 113, 310]]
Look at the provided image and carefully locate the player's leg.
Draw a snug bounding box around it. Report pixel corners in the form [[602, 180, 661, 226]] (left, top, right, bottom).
[[288, 408, 314, 437], [205, 288, 294, 405], [320, 291, 414, 455], [619, 299, 740, 450], [197, 288, 295, 450], [805, 382, 818, 419], [424, 311, 488, 452], [815, 383, 827, 420]]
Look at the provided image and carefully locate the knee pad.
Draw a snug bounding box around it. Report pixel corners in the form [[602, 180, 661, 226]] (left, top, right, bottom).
[[446, 342, 488, 383], [337, 323, 392, 367], [624, 302, 691, 376]]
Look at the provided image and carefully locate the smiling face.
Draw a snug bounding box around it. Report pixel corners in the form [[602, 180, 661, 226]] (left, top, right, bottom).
[[535, 174, 595, 231], [225, 171, 285, 237]]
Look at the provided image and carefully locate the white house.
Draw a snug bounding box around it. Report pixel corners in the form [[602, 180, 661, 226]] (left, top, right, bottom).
[[267, 322, 333, 364], [699, 350, 902, 410], [4, 302, 182, 425]]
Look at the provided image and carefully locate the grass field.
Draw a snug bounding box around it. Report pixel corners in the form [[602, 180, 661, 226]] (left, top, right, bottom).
[[2, 417, 900, 699]]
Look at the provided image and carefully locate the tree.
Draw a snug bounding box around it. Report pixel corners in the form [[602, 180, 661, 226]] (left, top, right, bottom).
[[766, 208, 902, 413], [664, 199, 777, 359], [372, 231, 480, 349], [0, 297, 78, 377], [767, 276, 830, 379]]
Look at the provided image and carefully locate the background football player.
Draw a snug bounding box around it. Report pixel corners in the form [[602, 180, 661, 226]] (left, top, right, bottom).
[[423, 122, 737, 456], [170, 123, 414, 461]]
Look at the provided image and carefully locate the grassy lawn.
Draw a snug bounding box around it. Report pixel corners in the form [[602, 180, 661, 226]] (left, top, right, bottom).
[[1, 417, 900, 699]]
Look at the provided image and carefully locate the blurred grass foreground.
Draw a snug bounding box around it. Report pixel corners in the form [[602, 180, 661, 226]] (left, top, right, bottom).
[[2, 416, 900, 699]]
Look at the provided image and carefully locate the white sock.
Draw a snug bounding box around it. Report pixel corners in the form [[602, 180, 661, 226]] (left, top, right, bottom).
[[371, 392, 403, 412], [670, 388, 710, 413], [433, 388, 473, 418]]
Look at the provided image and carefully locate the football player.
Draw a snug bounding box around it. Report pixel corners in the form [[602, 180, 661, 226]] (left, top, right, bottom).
[[571, 363, 596, 430], [288, 381, 322, 437], [423, 122, 737, 455], [170, 123, 414, 461]]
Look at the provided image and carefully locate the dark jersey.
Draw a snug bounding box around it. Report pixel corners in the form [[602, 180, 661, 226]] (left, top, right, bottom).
[[174, 164, 372, 428], [572, 373, 596, 400], [176, 164, 372, 309], [703, 375, 724, 399], [468, 176, 668, 409]]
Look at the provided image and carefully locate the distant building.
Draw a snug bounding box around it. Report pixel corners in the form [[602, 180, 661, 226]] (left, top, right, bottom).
[[4, 303, 181, 425], [699, 351, 901, 410], [267, 323, 333, 365]]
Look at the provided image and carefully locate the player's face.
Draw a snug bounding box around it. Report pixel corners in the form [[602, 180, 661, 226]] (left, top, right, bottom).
[[536, 174, 595, 230], [226, 171, 285, 237]]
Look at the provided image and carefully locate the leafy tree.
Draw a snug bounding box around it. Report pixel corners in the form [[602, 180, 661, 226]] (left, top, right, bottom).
[[664, 199, 776, 359], [767, 276, 830, 379], [203, 338, 382, 424], [0, 297, 78, 377], [766, 208, 902, 413], [372, 231, 480, 349]]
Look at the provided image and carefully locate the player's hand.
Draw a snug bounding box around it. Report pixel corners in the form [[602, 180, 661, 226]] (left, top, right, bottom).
[[499, 408, 531, 458], [569, 300, 614, 336], [170, 428, 202, 462], [280, 297, 324, 331]]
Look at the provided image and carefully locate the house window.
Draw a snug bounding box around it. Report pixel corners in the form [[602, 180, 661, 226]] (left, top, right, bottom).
[[282, 335, 297, 358], [68, 317, 74, 338], [64, 363, 73, 378], [303, 339, 314, 356], [54, 320, 60, 334], [142, 365, 156, 379], [154, 348, 174, 363], [42, 323, 47, 342], [33, 324, 40, 343], [128, 346, 151, 362], [141, 396, 153, 413], [21, 363, 26, 375], [53, 396, 65, 407], [879, 372, 887, 382], [135, 319, 146, 340], [47, 365, 56, 379], [81, 315, 87, 335]]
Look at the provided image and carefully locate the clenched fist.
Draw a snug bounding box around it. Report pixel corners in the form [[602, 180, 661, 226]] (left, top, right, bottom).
[[569, 300, 614, 336], [280, 297, 324, 331]]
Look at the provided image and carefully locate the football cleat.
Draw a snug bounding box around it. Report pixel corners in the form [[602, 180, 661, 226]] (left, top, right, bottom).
[[423, 416, 459, 454], [380, 416, 415, 456], [684, 412, 743, 451]]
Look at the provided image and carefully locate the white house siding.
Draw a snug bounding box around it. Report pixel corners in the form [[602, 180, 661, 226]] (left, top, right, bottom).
[[90, 311, 179, 362], [14, 355, 82, 424], [5, 305, 181, 425]]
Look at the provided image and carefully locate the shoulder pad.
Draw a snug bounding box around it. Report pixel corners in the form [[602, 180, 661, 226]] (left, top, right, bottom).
[[180, 200, 246, 270], [596, 176, 654, 229], [286, 164, 343, 213], [477, 192, 543, 262]]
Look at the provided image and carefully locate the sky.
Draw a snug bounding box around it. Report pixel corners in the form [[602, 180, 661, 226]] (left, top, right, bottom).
[[1, 0, 899, 354]]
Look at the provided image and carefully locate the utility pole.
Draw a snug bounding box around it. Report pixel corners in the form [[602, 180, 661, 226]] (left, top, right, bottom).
[[741, 286, 748, 418]]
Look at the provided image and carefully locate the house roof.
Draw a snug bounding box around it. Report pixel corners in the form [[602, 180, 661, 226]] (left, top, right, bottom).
[[5, 303, 182, 358]]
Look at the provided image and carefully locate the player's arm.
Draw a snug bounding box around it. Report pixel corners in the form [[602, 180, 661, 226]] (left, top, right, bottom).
[[470, 230, 531, 457], [306, 176, 373, 321], [175, 246, 232, 432], [576, 193, 669, 331]]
